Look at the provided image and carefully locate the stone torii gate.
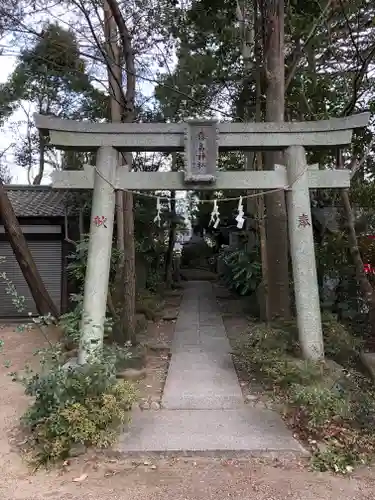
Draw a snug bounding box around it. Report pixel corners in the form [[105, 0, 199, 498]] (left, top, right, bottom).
[[34, 113, 369, 363]]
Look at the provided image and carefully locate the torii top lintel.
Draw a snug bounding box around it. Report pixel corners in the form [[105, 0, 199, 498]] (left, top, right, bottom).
[[33, 113, 370, 152]]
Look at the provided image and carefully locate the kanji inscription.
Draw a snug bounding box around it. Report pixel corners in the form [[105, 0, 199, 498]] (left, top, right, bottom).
[[184, 120, 218, 183], [298, 213, 311, 228], [93, 215, 107, 228], [195, 130, 207, 171]]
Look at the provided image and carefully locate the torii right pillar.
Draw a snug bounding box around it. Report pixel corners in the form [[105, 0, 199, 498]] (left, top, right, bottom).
[[286, 146, 324, 360]]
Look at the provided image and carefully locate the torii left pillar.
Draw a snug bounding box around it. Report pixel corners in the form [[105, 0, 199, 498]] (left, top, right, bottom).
[[79, 146, 117, 364]]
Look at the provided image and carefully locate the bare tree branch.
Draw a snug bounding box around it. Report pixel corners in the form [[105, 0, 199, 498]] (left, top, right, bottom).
[[285, 0, 334, 91], [105, 0, 136, 119]]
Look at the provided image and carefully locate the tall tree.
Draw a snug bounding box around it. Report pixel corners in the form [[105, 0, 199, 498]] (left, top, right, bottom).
[[105, 0, 137, 344], [0, 22, 101, 319], [262, 0, 291, 319], [0, 0, 23, 43], [1, 23, 99, 183], [0, 148, 11, 183]]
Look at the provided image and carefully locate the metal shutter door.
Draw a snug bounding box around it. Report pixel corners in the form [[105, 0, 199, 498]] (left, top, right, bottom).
[[0, 240, 62, 317]]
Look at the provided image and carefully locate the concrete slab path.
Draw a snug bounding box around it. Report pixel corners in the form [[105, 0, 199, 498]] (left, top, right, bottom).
[[117, 281, 305, 455]]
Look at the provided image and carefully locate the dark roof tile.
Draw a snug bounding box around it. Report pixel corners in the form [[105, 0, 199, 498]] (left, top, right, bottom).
[[4, 185, 70, 217]]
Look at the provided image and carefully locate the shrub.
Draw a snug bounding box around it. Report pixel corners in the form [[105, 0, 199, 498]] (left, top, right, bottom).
[[218, 248, 261, 296], [288, 385, 349, 430], [1, 252, 138, 467], [233, 326, 322, 390], [181, 239, 213, 269], [321, 312, 363, 365], [233, 320, 375, 473], [272, 313, 363, 365], [17, 344, 137, 466]]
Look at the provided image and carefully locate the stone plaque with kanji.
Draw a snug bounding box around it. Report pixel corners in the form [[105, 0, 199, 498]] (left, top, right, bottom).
[[184, 120, 218, 183]]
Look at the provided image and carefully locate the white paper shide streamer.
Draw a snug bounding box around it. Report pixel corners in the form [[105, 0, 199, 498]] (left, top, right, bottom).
[[154, 196, 161, 226], [209, 199, 220, 229], [235, 196, 245, 229]]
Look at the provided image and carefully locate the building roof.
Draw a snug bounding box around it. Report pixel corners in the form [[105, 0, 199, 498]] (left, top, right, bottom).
[[3, 185, 70, 217]]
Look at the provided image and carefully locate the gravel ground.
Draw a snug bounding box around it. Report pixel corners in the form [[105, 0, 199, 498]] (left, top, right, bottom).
[[0, 324, 374, 499], [1, 454, 375, 500]]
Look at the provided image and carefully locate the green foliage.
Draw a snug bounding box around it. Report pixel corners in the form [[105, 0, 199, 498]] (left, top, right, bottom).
[[288, 385, 350, 429], [63, 227, 168, 344], [61, 236, 121, 345], [67, 236, 123, 289], [154, 0, 375, 342], [59, 294, 114, 347], [315, 231, 370, 330], [275, 313, 364, 366], [0, 258, 26, 313], [233, 320, 375, 473], [4, 23, 99, 115], [16, 344, 137, 466], [58, 299, 82, 345], [233, 324, 321, 389], [134, 229, 166, 292], [218, 248, 261, 296], [1, 22, 107, 177], [1, 256, 137, 466], [321, 313, 364, 365], [0, 159, 11, 183], [181, 237, 213, 269], [290, 380, 375, 473]]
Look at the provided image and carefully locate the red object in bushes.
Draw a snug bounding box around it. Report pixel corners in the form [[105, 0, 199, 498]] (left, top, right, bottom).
[[364, 263, 375, 274]]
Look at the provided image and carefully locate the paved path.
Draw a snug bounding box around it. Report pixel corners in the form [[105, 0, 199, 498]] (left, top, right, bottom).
[[162, 281, 244, 410], [117, 282, 304, 455]]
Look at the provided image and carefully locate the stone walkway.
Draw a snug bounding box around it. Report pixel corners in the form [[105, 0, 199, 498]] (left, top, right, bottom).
[[117, 281, 305, 455]]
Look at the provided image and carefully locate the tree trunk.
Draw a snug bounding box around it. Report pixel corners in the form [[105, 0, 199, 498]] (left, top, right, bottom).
[[122, 186, 136, 344], [105, 0, 136, 344], [103, 0, 123, 342], [262, 0, 291, 320], [103, 1, 125, 255], [254, 0, 270, 322], [106, 0, 137, 345], [0, 180, 58, 317], [164, 154, 179, 287], [236, 0, 257, 231], [33, 133, 45, 185]]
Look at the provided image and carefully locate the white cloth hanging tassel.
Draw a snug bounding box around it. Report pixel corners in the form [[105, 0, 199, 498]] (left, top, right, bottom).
[[235, 196, 245, 229], [153, 196, 161, 226], [209, 199, 220, 229]]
